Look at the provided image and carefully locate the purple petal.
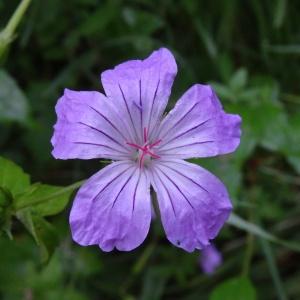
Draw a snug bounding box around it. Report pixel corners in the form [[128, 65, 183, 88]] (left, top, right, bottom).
[[51, 89, 134, 160], [200, 244, 223, 275], [149, 159, 232, 252], [69, 161, 151, 251], [101, 48, 177, 144], [156, 84, 241, 159]]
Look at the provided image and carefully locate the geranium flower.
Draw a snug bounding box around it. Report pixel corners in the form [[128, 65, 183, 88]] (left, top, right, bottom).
[[51, 48, 241, 252]]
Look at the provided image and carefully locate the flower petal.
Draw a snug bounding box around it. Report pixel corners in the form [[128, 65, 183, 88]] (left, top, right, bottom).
[[70, 161, 151, 251], [156, 84, 241, 159], [51, 89, 134, 160], [149, 159, 232, 252], [101, 48, 177, 144]]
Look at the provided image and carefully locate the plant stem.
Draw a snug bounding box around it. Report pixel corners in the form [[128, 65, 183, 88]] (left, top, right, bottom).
[[242, 230, 255, 276], [3, 0, 32, 37], [242, 192, 256, 276]]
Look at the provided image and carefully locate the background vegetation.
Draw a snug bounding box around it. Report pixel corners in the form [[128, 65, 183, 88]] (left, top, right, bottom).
[[1, 0, 300, 299]]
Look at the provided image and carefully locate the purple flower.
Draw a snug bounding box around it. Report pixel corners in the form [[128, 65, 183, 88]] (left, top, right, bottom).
[[51, 48, 241, 252], [200, 244, 223, 274]]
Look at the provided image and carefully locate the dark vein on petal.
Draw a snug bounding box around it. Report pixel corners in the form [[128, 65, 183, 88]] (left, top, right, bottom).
[[147, 79, 160, 138], [155, 166, 195, 210], [118, 84, 140, 143], [158, 140, 214, 153], [78, 121, 128, 150], [83, 164, 133, 226], [158, 162, 210, 195], [152, 168, 177, 217], [139, 79, 143, 140], [94, 165, 132, 199], [87, 105, 128, 141], [161, 118, 212, 147], [111, 168, 137, 208], [132, 170, 141, 213], [158, 102, 200, 140], [73, 141, 130, 156]]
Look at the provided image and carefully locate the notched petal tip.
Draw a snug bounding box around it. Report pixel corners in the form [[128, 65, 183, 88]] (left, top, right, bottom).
[[150, 159, 233, 252], [100, 47, 178, 88], [99, 47, 179, 145], [69, 163, 152, 252], [148, 47, 178, 72]]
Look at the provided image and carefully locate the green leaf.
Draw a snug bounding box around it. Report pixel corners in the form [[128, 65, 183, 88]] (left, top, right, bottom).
[[227, 100, 289, 152], [192, 124, 256, 202], [210, 82, 235, 101], [77, 2, 119, 37], [15, 183, 75, 216], [229, 68, 248, 91], [287, 156, 300, 175], [228, 213, 300, 252], [33, 252, 63, 290], [210, 276, 256, 300], [195, 157, 242, 201], [257, 102, 289, 152], [0, 187, 13, 238], [283, 113, 300, 174], [61, 289, 89, 300], [140, 268, 167, 300], [273, 0, 286, 28], [32, 215, 59, 263], [0, 69, 29, 123], [0, 156, 30, 197], [233, 126, 257, 166], [16, 208, 39, 244], [16, 209, 59, 263], [193, 19, 218, 59], [123, 8, 163, 35], [0, 186, 12, 208], [265, 44, 300, 55]]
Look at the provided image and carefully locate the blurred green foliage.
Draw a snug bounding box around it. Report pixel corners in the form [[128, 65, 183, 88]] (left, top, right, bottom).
[[0, 0, 300, 299]]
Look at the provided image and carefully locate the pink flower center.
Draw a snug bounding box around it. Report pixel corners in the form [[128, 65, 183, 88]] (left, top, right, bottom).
[[126, 128, 161, 168]]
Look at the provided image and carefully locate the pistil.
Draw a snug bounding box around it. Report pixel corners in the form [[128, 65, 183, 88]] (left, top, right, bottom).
[[126, 127, 161, 168]]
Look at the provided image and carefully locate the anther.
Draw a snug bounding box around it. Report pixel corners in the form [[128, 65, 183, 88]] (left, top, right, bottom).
[[126, 130, 162, 168]]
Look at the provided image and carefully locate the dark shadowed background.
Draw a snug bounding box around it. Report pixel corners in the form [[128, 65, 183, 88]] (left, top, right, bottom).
[[1, 0, 300, 299]]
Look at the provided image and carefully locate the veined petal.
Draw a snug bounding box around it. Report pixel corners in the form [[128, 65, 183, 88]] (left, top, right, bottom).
[[101, 48, 177, 144], [51, 89, 134, 160], [156, 84, 241, 159], [69, 161, 151, 251], [149, 159, 232, 252]]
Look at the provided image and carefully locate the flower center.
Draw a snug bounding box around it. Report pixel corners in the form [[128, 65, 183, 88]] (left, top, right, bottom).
[[126, 128, 161, 168]]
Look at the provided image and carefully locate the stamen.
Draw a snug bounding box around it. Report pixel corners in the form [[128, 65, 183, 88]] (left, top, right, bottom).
[[149, 139, 161, 148], [126, 142, 145, 151], [143, 127, 148, 143], [126, 133, 161, 168], [146, 150, 160, 159]]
